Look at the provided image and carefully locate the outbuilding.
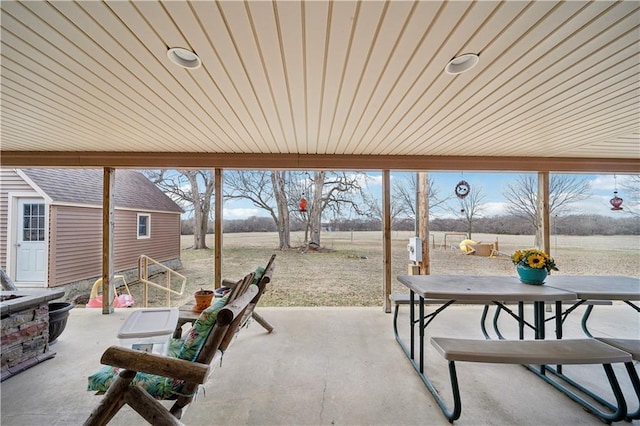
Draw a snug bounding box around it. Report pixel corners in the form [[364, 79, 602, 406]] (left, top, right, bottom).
[[0, 168, 182, 292]]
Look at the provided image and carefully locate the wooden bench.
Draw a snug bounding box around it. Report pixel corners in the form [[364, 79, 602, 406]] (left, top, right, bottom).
[[429, 337, 633, 423]]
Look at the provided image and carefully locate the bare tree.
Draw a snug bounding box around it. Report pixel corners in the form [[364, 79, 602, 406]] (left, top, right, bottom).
[[302, 171, 371, 248], [503, 174, 590, 245], [360, 174, 448, 230], [271, 171, 291, 248], [144, 170, 215, 249], [392, 173, 450, 219], [224, 170, 292, 250], [361, 191, 403, 228], [451, 185, 486, 238], [619, 174, 640, 217]]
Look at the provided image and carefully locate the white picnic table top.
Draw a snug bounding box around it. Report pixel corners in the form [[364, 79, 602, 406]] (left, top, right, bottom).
[[545, 275, 640, 301], [396, 275, 577, 303]]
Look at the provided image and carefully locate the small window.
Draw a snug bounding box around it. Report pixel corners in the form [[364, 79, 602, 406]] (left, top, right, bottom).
[[22, 203, 45, 242], [137, 213, 151, 239]]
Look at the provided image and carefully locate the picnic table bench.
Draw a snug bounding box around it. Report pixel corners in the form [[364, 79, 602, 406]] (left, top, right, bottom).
[[431, 337, 634, 423], [595, 337, 640, 420]]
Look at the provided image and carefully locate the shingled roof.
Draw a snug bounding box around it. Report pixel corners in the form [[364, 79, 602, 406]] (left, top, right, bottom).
[[21, 169, 183, 213]]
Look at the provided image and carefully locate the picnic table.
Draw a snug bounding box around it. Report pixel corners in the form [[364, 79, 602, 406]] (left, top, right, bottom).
[[394, 274, 640, 423]]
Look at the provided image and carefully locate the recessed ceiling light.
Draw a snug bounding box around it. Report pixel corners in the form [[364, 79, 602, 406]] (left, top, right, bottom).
[[167, 47, 201, 70], [445, 53, 479, 75]]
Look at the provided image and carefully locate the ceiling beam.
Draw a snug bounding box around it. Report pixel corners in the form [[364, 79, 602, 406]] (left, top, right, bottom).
[[1, 151, 638, 173]]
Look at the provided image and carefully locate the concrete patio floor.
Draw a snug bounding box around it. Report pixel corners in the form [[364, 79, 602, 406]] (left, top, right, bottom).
[[1, 303, 638, 426]]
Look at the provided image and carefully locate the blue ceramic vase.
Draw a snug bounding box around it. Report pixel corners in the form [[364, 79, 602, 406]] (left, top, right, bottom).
[[516, 264, 547, 285]]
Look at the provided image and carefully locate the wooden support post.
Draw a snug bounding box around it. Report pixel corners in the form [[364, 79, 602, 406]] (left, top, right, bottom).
[[537, 172, 550, 255], [214, 168, 223, 289], [102, 167, 115, 315], [407, 264, 420, 275], [382, 170, 392, 313], [418, 172, 430, 275]]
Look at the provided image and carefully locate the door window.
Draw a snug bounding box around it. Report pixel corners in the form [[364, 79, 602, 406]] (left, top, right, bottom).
[[22, 203, 45, 241]]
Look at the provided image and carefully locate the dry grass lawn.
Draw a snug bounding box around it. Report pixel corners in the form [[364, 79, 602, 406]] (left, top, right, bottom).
[[129, 231, 640, 308]]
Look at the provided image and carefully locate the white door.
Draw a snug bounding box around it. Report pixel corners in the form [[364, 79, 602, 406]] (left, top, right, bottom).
[[15, 198, 46, 283]]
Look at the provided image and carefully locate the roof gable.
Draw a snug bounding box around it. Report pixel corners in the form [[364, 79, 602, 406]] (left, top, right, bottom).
[[20, 169, 183, 213]]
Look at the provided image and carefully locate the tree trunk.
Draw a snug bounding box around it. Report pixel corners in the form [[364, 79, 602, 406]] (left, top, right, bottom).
[[186, 171, 214, 249], [309, 172, 325, 248], [191, 192, 208, 249], [271, 171, 291, 250]]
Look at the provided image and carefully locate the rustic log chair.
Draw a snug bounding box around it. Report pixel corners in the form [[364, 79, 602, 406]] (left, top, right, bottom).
[[84, 272, 258, 426], [240, 253, 276, 332], [220, 253, 276, 333]]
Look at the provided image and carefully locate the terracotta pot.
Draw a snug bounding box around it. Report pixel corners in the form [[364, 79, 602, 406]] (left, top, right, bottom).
[[193, 289, 214, 313]]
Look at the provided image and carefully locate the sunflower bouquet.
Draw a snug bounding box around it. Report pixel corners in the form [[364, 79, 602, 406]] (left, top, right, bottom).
[[511, 248, 558, 272]]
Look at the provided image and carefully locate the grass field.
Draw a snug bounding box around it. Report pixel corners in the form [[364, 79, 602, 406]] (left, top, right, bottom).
[[130, 231, 640, 308]]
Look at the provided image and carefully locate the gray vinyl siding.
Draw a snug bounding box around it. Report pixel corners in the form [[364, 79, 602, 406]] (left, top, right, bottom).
[[48, 205, 180, 287], [0, 169, 38, 271]]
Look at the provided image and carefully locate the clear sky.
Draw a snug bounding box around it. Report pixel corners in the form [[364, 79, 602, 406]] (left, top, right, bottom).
[[222, 172, 636, 220]]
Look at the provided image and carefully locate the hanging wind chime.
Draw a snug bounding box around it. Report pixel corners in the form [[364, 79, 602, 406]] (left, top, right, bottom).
[[455, 174, 471, 213], [455, 180, 471, 199], [610, 175, 623, 211]]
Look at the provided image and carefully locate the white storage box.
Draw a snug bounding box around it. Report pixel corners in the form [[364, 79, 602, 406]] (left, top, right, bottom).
[[117, 308, 179, 355]]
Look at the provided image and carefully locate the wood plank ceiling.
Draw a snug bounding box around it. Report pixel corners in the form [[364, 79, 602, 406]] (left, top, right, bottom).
[[1, 0, 639, 171]]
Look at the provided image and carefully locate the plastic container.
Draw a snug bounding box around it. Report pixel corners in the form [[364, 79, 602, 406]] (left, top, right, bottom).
[[117, 308, 179, 355]]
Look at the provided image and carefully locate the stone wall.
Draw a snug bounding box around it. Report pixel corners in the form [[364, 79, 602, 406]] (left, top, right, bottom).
[[1, 301, 51, 380]]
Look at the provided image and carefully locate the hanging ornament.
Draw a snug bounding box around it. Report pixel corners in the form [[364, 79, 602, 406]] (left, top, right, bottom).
[[455, 180, 471, 199], [300, 171, 311, 213], [610, 175, 623, 211], [299, 193, 308, 213]]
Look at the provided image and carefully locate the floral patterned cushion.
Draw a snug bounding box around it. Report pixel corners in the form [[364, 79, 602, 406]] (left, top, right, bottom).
[[87, 294, 230, 398], [177, 293, 229, 362], [87, 366, 185, 399], [166, 337, 183, 358], [253, 266, 265, 283]]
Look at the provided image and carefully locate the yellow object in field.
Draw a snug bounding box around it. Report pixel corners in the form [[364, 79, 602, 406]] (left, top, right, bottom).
[[459, 239, 477, 253]]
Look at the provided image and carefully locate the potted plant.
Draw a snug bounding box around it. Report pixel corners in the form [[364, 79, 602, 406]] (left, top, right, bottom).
[[192, 288, 214, 313], [511, 248, 558, 285]]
